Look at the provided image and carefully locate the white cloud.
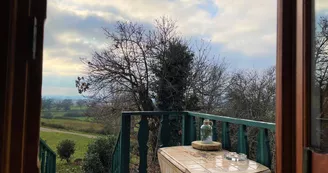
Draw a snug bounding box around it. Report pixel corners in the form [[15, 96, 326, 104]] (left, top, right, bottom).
[[209, 0, 276, 56], [42, 86, 80, 96], [55, 32, 107, 50], [43, 0, 278, 96], [48, 1, 125, 21], [316, 0, 328, 12], [43, 50, 84, 76], [48, 0, 277, 57], [43, 30, 108, 78]]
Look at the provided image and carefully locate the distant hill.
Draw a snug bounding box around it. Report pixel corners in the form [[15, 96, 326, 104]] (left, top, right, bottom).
[[42, 95, 84, 100]]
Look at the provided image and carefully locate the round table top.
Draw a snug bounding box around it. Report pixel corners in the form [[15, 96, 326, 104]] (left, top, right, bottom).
[[158, 146, 271, 173], [191, 141, 222, 151]]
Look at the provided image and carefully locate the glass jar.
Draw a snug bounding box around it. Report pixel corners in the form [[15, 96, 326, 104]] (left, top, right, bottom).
[[200, 119, 213, 144]]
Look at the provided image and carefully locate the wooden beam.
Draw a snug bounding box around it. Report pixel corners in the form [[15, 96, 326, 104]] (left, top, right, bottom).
[[0, 0, 17, 172], [296, 0, 313, 173], [24, 0, 47, 172], [0, 0, 46, 172], [8, 0, 31, 172], [276, 0, 297, 172]]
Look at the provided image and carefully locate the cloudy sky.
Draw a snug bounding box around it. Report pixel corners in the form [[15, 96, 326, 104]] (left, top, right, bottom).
[[41, 0, 327, 97]]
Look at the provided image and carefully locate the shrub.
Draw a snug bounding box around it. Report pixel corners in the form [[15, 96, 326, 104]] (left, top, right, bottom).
[[56, 139, 76, 163], [82, 136, 116, 173], [42, 112, 53, 119], [98, 125, 113, 135], [63, 112, 83, 117]]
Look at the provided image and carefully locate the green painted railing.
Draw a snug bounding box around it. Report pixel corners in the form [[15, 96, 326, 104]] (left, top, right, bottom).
[[39, 138, 56, 173], [111, 132, 121, 173], [111, 111, 275, 173]]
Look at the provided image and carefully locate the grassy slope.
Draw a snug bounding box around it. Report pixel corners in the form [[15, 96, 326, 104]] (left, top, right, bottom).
[[41, 110, 84, 117], [41, 118, 104, 134], [40, 131, 96, 173], [40, 106, 107, 172], [70, 106, 87, 110]]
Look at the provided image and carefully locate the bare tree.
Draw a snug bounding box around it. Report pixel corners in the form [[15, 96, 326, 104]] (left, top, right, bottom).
[[217, 67, 276, 170], [41, 97, 54, 111], [83, 93, 137, 135], [62, 99, 74, 111], [186, 41, 229, 113], [77, 18, 181, 112], [76, 99, 86, 109], [77, 21, 154, 111], [312, 15, 328, 152], [223, 67, 276, 122], [314, 16, 328, 116], [76, 17, 184, 172]]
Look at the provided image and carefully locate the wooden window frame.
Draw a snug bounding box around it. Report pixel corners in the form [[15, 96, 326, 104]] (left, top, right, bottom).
[[0, 0, 318, 172], [0, 0, 46, 173], [296, 0, 328, 173], [295, 0, 312, 173], [276, 0, 298, 172]]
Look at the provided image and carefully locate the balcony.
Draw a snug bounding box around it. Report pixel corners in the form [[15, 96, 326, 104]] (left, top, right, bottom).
[[111, 111, 275, 173]]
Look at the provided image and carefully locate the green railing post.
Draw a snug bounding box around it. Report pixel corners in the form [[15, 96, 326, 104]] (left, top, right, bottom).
[[191, 116, 197, 142], [46, 153, 50, 173], [222, 122, 231, 150], [120, 114, 131, 173], [182, 113, 191, 145], [138, 116, 149, 173], [39, 139, 56, 173], [111, 133, 121, 173], [256, 128, 271, 168], [48, 155, 52, 173], [39, 145, 41, 161], [198, 118, 204, 140], [183, 113, 196, 145], [212, 120, 218, 141], [53, 154, 56, 173], [41, 146, 45, 173], [160, 114, 170, 147], [237, 125, 249, 155]]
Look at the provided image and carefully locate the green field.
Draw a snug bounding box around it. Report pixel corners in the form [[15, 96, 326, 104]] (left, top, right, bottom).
[[40, 104, 114, 172], [70, 106, 87, 110], [40, 131, 96, 173], [41, 109, 87, 118], [40, 103, 109, 172], [41, 105, 89, 120], [41, 118, 105, 134]]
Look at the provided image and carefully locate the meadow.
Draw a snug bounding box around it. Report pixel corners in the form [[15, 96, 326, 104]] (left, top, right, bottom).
[[40, 131, 96, 173], [41, 118, 105, 134], [40, 104, 113, 172]]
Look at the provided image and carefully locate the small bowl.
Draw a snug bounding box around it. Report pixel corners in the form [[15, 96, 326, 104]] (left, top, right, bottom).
[[224, 152, 247, 161]]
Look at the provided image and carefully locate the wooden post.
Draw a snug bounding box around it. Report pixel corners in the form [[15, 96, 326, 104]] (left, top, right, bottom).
[[276, 0, 297, 172]]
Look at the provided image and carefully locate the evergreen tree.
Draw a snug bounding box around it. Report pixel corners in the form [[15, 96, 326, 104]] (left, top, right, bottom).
[[152, 39, 193, 145]]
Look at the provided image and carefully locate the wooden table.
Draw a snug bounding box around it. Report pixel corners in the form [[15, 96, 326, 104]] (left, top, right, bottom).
[[158, 146, 271, 173]]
